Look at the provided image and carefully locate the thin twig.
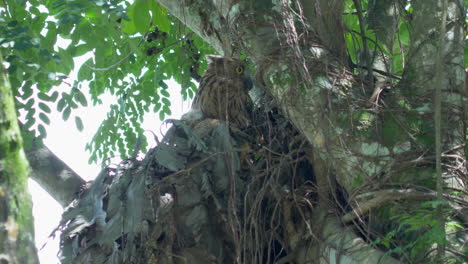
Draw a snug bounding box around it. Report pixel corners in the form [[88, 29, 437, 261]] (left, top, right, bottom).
[[352, 0, 373, 84]]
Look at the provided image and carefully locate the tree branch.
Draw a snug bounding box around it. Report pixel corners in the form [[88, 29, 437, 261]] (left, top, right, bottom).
[[342, 189, 468, 224], [26, 143, 85, 207]]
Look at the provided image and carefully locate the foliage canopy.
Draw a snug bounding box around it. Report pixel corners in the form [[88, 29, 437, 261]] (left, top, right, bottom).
[[2, 0, 461, 164], [1, 0, 214, 162]]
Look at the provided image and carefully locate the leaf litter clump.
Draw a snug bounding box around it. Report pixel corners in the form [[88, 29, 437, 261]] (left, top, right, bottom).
[[57, 103, 322, 263]]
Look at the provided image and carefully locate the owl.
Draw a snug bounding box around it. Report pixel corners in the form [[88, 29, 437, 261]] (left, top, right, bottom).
[[191, 55, 253, 128]]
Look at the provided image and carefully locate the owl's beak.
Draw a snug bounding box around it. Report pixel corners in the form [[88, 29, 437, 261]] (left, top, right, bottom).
[[243, 77, 253, 91]]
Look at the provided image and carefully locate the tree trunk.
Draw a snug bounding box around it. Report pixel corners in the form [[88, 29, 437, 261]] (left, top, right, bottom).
[[56, 1, 466, 263], [0, 52, 39, 264]]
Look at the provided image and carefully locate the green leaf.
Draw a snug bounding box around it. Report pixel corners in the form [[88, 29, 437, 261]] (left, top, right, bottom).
[[158, 110, 165, 121], [22, 82, 33, 98], [57, 47, 74, 74], [63, 107, 71, 121], [163, 105, 171, 115], [25, 98, 35, 108], [133, 0, 151, 33], [344, 13, 359, 32], [160, 89, 169, 97], [153, 102, 162, 112], [161, 97, 170, 105], [39, 112, 50, 125], [25, 107, 36, 119], [37, 124, 47, 138], [38, 92, 50, 101], [159, 79, 168, 89], [50, 91, 59, 101], [119, 99, 126, 116], [117, 137, 125, 154], [75, 116, 84, 131], [77, 62, 93, 81], [38, 102, 51, 113], [345, 32, 360, 64], [57, 97, 67, 112], [399, 21, 410, 47], [15, 36, 39, 50], [150, 2, 171, 32], [23, 115, 35, 130], [74, 90, 88, 106], [392, 54, 403, 74], [43, 22, 58, 48], [121, 5, 137, 35], [73, 43, 90, 57], [69, 100, 78, 109]]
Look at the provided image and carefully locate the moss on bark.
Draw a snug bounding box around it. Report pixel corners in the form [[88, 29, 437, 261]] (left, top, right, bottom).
[[0, 52, 38, 264]]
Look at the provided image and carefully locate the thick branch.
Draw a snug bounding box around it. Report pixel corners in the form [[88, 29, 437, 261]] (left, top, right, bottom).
[[319, 215, 401, 264], [343, 189, 438, 223], [300, 0, 346, 60], [343, 188, 468, 224], [285, 213, 401, 264], [156, 0, 224, 54], [27, 143, 84, 207]]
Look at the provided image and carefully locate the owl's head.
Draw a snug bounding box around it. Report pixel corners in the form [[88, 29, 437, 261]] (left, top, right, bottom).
[[206, 55, 247, 79]]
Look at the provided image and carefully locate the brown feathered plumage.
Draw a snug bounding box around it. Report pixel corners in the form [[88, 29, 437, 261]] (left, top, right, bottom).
[[192, 55, 253, 128]]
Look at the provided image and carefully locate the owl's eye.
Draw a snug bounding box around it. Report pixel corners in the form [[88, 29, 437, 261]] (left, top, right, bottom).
[[235, 66, 244, 74]]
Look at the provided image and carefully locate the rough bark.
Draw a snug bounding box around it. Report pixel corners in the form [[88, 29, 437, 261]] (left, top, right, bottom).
[[367, 0, 401, 51], [56, 0, 466, 263], [156, 0, 466, 261], [360, 0, 403, 106], [300, 0, 347, 60], [403, 0, 465, 146], [156, 0, 465, 204], [0, 52, 39, 264]]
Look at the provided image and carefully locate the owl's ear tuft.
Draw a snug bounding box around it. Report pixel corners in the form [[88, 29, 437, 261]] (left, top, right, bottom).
[[206, 55, 224, 64]]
